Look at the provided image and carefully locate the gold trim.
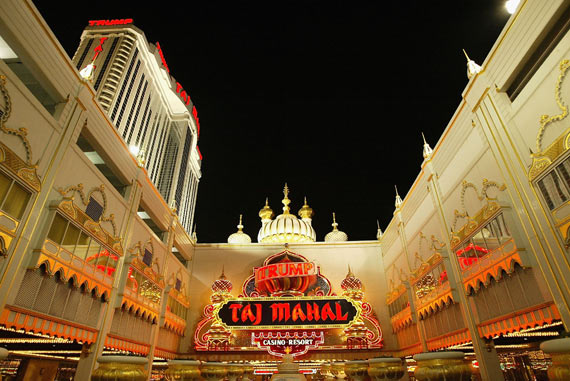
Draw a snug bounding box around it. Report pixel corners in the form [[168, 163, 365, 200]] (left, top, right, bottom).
[[529, 59, 570, 181]]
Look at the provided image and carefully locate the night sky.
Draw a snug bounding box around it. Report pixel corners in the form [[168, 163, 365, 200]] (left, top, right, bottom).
[[34, 1, 511, 243]]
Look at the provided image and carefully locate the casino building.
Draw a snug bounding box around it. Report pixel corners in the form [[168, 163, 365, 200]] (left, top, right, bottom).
[[0, 0, 569, 380]]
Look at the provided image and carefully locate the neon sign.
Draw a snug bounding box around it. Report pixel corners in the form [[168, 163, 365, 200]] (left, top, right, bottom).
[[252, 330, 325, 357], [156, 42, 170, 73], [216, 297, 359, 329], [255, 262, 316, 283], [88, 19, 133, 26]]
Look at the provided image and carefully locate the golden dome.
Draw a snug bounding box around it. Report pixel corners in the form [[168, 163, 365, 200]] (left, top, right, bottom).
[[298, 197, 314, 220], [258, 198, 274, 221], [257, 184, 316, 243]]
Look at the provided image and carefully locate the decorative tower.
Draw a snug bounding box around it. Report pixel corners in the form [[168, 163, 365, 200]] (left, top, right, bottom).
[[341, 267, 369, 349], [206, 269, 233, 350]]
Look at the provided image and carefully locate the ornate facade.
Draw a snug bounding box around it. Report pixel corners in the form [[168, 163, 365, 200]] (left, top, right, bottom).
[[0, 0, 568, 380]]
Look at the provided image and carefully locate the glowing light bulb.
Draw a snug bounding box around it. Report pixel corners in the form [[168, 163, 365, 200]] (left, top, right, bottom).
[[129, 144, 140, 156], [505, 0, 520, 14]]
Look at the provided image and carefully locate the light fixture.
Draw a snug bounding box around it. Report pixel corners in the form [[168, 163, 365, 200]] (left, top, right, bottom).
[[129, 144, 140, 156], [505, 0, 520, 14]]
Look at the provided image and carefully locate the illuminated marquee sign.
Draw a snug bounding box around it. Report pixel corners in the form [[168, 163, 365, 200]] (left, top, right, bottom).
[[252, 330, 325, 357], [88, 19, 133, 26], [254, 261, 316, 282], [216, 297, 359, 329]]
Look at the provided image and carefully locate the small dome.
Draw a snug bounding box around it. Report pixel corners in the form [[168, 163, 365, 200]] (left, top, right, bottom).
[[212, 270, 233, 294], [324, 213, 348, 242], [258, 184, 316, 243], [298, 197, 314, 220], [228, 215, 252, 244], [259, 198, 274, 221], [341, 267, 363, 291]]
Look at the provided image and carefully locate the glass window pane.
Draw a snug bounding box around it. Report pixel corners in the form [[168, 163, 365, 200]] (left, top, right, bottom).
[[47, 214, 67, 244], [62, 223, 80, 252], [0, 171, 11, 204], [538, 171, 569, 210], [74, 232, 91, 260], [3, 181, 30, 219]]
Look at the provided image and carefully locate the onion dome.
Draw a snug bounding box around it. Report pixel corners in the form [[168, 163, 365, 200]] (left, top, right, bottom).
[[227, 215, 252, 244], [257, 184, 316, 243], [463, 49, 481, 79], [259, 198, 274, 221], [211, 269, 232, 294], [422, 132, 433, 160], [341, 266, 363, 291], [324, 213, 348, 242], [298, 197, 314, 220], [341, 266, 364, 300]]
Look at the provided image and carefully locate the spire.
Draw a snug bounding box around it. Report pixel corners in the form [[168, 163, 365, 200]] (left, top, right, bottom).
[[376, 219, 383, 240], [237, 214, 244, 231], [282, 183, 291, 215], [347, 264, 354, 277], [463, 49, 481, 79], [395, 185, 403, 209], [192, 224, 197, 242], [422, 132, 433, 160]]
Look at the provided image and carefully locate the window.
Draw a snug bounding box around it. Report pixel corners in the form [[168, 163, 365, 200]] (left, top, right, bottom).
[[0, 170, 31, 220], [537, 156, 570, 210], [455, 212, 511, 270], [46, 212, 118, 277]]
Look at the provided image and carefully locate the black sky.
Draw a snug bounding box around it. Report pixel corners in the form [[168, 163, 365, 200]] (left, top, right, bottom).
[[33, 1, 510, 243]]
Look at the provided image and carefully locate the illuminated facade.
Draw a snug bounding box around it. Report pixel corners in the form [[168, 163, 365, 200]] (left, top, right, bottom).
[[73, 19, 201, 232], [0, 0, 569, 380]]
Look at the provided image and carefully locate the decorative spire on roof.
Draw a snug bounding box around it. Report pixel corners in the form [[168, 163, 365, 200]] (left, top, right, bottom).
[[463, 49, 482, 79], [227, 214, 252, 244], [298, 197, 314, 220], [395, 185, 403, 209], [282, 183, 291, 215], [192, 224, 197, 242], [376, 220, 383, 240], [325, 212, 348, 242], [422, 132, 433, 160]]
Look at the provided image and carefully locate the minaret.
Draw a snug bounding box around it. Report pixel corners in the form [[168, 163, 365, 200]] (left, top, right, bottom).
[[463, 49, 482, 79]]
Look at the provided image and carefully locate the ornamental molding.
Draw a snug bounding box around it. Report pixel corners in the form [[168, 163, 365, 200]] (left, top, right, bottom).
[[0, 76, 40, 191], [529, 59, 570, 181], [451, 179, 506, 234], [56, 183, 118, 239]]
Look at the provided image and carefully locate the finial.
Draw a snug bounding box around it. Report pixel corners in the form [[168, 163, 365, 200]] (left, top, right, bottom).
[[463, 49, 482, 79], [282, 183, 291, 214], [237, 214, 244, 231], [265, 197, 269, 206], [347, 264, 354, 277], [220, 265, 226, 279], [395, 186, 403, 209], [422, 132, 433, 160], [331, 212, 339, 231], [377, 219, 383, 240], [259, 197, 274, 220], [192, 224, 197, 242]]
